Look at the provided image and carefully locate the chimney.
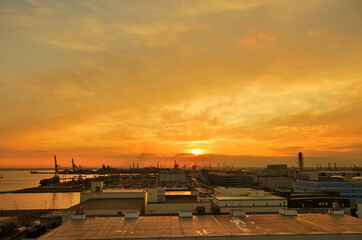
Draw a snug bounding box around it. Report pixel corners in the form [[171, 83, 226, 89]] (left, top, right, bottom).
[[298, 152, 304, 170]]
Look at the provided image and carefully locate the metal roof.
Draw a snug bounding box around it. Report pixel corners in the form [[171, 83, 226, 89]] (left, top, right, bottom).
[[67, 198, 144, 211], [39, 214, 362, 239], [215, 195, 285, 201]]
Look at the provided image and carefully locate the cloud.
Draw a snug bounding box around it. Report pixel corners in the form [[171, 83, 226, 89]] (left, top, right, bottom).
[[0, 0, 361, 167], [241, 27, 278, 48]]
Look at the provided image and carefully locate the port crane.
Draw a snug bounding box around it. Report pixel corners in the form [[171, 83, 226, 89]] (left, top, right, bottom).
[[72, 158, 78, 171]]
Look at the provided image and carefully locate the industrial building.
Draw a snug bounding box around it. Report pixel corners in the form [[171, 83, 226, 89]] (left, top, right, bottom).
[[298, 170, 362, 181], [274, 189, 357, 215], [267, 164, 288, 176], [145, 187, 211, 215], [80, 182, 146, 202], [258, 176, 293, 190], [62, 198, 145, 223], [39, 214, 362, 240], [212, 189, 287, 214], [294, 179, 362, 198], [62, 182, 146, 223], [159, 171, 186, 184], [209, 172, 253, 187]]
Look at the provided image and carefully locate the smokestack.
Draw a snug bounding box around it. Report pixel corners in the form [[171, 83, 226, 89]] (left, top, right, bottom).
[[328, 162, 331, 170], [334, 162, 337, 170], [218, 162, 220, 168], [298, 152, 304, 170], [54, 155, 59, 174], [133, 161, 135, 169], [157, 162, 159, 168]]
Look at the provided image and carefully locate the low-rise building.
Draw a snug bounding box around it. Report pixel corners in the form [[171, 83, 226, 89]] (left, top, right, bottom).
[[62, 198, 145, 223], [209, 172, 253, 187], [267, 164, 288, 176], [145, 187, 211, 215], [80, 182, 145, 202], [62, 182, 146, 223], [159, 171, 185, 184], [274, 190, 356, 215], [294, 179, 362, 198], [212, 189, 287, 214], [259, 176, 294, 190]]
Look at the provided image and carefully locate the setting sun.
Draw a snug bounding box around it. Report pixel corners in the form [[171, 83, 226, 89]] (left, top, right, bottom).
[[191, 149, 201, 156]]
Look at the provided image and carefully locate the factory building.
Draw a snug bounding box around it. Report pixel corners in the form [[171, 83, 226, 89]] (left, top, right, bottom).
[[267, 164, 288, 176], [159, 171, 186, 184], [145, 187, 211, 215], [212, 189, 287, 214], [298, 171, 362, 181], [294, 179, 362, 198], [62, 182, 146, 223], [80, 182, 145, 202], [209, 172, 253, 187], [274, 190, 357, 215], [39, 214, 362, 240], [258, 176, 294, 190]]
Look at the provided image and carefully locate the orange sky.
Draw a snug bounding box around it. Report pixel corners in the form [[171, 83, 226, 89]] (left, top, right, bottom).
[[0, 0, 361, 168]]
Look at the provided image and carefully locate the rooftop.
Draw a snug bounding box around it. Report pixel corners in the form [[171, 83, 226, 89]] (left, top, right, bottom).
[[67, 198, 144, 211], [82, 189, 145, 193], [39, 214, 362, 240], [215, 195, 285, 201], [165, 195, 197, 203]]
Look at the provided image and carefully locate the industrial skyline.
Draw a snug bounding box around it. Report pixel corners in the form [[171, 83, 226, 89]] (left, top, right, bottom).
[[0, 0, 361, 168]]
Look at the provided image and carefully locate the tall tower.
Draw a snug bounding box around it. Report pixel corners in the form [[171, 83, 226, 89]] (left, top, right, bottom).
[[54, 155, 59, 175], [298, 152, 304, 170]]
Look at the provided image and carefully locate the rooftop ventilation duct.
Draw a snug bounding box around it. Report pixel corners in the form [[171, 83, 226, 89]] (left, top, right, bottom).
[[179, 210, 193, 218], [71, 206, 86, 220], [328, 202, 344, 215], [230, 210, 246, 217], [124, 210, 139, 219], [279, 209, 297, 216]]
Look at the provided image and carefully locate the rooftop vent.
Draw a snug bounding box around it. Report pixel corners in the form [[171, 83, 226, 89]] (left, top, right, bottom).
[[329, 202, 344, 215], [124, 210, 139, 219], [71, 206, 86, 220], [179, 210, 193, 218], [279, 209, 297, 216], [230, 210, 246, 218]]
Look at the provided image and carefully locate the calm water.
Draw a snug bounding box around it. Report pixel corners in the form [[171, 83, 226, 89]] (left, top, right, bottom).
[[0, 170, 80, 210], [0, 170, 54, 191]]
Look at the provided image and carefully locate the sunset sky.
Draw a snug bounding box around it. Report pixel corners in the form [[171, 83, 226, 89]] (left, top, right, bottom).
[[0, 0, 361, 168]]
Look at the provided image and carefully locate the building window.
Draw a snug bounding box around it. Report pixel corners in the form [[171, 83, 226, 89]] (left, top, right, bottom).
[[266, 203, 269, 206]]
